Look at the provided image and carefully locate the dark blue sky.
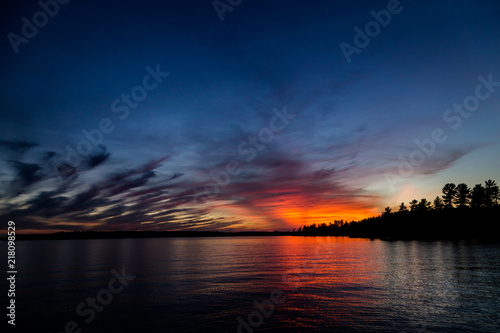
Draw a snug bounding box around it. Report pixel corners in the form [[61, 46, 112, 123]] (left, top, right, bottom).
[[1, 0, 500, 232]]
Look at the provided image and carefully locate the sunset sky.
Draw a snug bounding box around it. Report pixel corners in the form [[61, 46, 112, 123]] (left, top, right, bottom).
[[1, 0, 500, 232]]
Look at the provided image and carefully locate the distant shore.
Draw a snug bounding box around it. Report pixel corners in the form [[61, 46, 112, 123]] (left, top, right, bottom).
[[295, 205, 500, 241]]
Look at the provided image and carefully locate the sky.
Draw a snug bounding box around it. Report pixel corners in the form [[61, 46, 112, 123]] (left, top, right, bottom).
[[1, 0, 499, 233]]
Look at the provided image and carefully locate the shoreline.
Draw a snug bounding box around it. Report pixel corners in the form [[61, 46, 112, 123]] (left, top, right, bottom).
[[1, 231, 498, 242]]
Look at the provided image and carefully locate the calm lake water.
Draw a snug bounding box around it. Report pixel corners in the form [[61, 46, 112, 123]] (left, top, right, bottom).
[[8, 236, 500, 332]]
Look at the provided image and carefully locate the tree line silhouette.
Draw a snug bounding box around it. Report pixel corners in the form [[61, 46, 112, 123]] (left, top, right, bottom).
[[295, 180, 500, 240]]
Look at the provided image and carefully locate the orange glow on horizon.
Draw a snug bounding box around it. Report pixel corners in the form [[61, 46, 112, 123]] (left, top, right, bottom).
[[273, 201, 379, 230], [211, 192, 381, 231]]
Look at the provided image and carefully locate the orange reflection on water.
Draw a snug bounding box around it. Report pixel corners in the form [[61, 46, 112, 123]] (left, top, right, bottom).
[[261, 236, 387, 330], [276, 236, 384, 289]]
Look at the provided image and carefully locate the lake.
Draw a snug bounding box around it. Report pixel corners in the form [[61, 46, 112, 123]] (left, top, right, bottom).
[[8, 236, 500, 332]]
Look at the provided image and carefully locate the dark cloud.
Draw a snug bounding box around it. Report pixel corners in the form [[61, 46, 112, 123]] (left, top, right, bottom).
[[381, 144, 486, 178], [0, 140, 37, 153], [8, 160, 42, 187], [87, 148, 111, 168], [416, 147, 484, 176], [107, 171, 155, 196], [63, 186, 105, 214], [43, 151, 56, 161], [0, 153, 231, 231], [25, 191, 67, 218]]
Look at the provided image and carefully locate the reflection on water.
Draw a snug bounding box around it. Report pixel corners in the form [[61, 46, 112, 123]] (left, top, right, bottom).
[[9, 236, 500, 332]]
